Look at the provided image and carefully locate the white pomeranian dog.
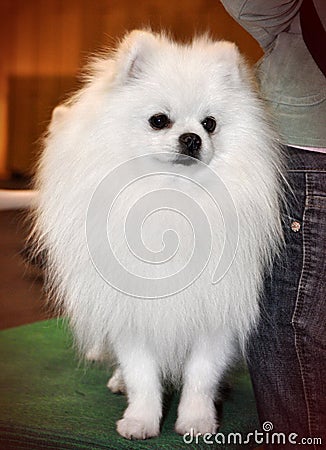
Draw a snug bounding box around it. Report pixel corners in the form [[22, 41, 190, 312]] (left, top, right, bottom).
[[32, 30, 284, 439]]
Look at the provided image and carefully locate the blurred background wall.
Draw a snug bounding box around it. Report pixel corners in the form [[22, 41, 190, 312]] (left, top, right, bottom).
[[0, 0, 262, 179]]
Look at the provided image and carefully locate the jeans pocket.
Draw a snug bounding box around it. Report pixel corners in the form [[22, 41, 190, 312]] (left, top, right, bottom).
[[292, 173, 326, 348]]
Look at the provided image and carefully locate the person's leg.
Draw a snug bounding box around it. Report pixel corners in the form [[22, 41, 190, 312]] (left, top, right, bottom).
[[247, 147, 326, 448]]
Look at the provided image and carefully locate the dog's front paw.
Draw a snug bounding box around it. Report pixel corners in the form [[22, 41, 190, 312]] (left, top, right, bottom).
[[117, 417, 160, 440], [175, 416, 218, 436]]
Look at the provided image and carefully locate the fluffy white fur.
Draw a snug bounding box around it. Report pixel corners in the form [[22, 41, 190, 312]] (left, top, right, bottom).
[[32, 31, 284, 439]]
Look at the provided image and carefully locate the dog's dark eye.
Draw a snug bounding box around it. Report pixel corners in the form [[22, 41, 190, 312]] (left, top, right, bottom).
[[201, 116, 216, 133], [149, 114, 171, 130]]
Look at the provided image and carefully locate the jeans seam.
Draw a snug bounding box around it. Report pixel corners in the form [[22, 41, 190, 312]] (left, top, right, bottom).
[[291, 172, 315, 444], [288, 169, 326, 173]]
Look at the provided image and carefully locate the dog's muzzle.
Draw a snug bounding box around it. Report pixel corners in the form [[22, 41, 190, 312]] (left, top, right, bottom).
[[178, 133, 202, 159]]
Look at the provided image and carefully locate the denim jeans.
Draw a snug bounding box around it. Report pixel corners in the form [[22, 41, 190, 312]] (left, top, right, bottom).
[[247, 146, 326, 448]]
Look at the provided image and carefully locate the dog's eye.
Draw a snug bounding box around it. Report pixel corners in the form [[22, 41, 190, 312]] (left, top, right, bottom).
[[201, 116, 216, 133], [149, 114, 171, 130]]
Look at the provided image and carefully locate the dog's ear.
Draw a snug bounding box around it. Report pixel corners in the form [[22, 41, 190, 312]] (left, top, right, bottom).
[[214, 41, 249, 83], [51, 104, 69, 123], [215, 41, 241, 66], [114, 30, 159, 83], [49, 104, 69, 132]]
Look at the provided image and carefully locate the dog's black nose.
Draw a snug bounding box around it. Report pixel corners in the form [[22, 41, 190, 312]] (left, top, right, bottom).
[[179, 133, 202, 158]]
